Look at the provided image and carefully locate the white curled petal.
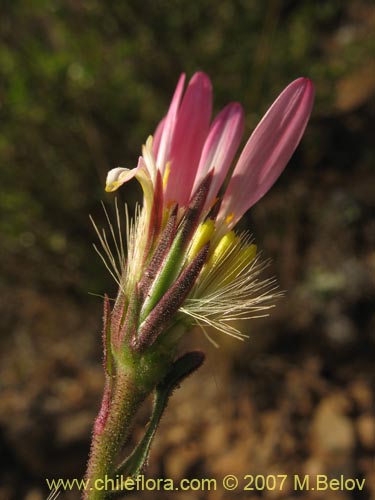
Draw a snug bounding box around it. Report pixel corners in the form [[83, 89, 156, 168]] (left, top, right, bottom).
[[105, 167, 139, 192], [105, 157, 153, 205]]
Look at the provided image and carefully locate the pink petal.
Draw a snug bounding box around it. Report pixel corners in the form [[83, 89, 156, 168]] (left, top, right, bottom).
[[220, 77, 314, 228], [164, 72, 213, 207], [156, 73, 186, 174], [193, 102, 245, 209], [152, 116, 165, 158]]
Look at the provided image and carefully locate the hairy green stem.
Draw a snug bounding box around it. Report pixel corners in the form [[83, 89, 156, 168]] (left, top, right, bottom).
[[83, 322, 183, 499], [83, 367, 149, 500]]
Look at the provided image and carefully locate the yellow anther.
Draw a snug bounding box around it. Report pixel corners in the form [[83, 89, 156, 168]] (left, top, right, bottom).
[[163, 162, 171, 189], [239, 244, 257, 266], [187, 220, 215, 262], [225, 213, 234, 225], [208, 231, 237, 268]]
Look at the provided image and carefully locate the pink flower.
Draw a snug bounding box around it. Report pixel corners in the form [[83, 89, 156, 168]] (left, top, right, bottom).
[[102, 72, 314, 345], [88, 73, 314, 493], [107, 71, 314, 231]]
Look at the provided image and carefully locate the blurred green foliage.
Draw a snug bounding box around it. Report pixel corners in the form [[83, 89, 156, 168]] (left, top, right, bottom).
[[0, 0, 373, 294]]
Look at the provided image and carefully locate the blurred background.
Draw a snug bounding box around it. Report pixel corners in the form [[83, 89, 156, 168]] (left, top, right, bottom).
[[0, 1, 374, 499]]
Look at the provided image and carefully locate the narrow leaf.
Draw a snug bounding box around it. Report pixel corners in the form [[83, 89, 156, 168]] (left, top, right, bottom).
[[115, 351, 205, 477]]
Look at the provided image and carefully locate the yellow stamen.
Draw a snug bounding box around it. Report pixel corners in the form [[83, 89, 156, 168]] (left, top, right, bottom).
[[163, 162, 171, 189], [208, 239, 257, 289], [225, 213, 234, 225], [238, 244, 257, 266], [187, 220, 215, 262], [208, 231, 237, 268]]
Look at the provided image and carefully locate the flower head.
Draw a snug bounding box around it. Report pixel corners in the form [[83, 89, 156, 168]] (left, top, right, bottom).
[[100, 72, 314, 350]]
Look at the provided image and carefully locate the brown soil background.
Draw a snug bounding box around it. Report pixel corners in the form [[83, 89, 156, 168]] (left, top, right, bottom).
[[1, 111, 373, 500], [0, 2, 374, 499]]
